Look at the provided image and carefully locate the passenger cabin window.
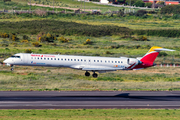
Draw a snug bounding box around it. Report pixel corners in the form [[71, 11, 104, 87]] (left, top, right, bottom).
[[97, 60, 99, 62], [101, 60, 102, 62], [94, 60, 96, 62], [78, 59, 79, 61], [105, 61, 107, 63], [74, 59, 76, 61], [71, 59, 73, 61], [58, 58, 59, 60], [81, 59, 83, 61], [51, 58, 53, 60], [118, 61, 120, 63], [31, 57, 33, 59], [41, 58, 42, 60], [112, 61, 113, 63], [115, 61, 117, 63], [61, 58, 63, 61], [68, 59, 70, 61], [48, 58, 49, 60], [84, 60, 86, 62], [54, 58, 56, 60], [44, 58, 46, 60], [121, 61, 123, 63], [38, 58, 39, 60]]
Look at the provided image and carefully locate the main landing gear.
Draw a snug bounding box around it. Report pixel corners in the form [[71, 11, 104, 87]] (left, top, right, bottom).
[[84, 71, 98, 78], [92, 72, 98, 78], [85, 71, 90, 77], [10, 65, 14, 71]]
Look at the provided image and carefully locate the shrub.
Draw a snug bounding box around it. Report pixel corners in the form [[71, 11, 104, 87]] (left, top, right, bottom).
[[1, 44, 8, 47], [134, 29, 180, 37], [38, 32, 56, 42], [83, 39, 93, 45], [0, 20, 132, 37], [9, 33, 18, 41], [58, 36, 69, 43], [135, 10, 147, 17], [25, 49, 32, 53], [117, 9, 125, 17], [21, 40, 29, 43], [105, 51, 111, 54], [132, 36, 149, 41], [23, 35, 29, 40], [0, 32, 9, 38], [138, 36, 148, 41], [172, 14, 180, 19], [32, 42, 41, 47], [37, 32, 45, 41]]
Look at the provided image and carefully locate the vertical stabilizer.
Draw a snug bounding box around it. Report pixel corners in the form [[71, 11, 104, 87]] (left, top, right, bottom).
[[140, 46, 174, 64]]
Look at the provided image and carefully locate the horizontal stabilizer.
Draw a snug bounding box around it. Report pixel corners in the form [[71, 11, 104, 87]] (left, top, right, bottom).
[[153, 48, 175, 52]]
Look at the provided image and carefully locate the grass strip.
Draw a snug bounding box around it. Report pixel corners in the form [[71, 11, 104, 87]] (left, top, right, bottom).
[[0, 109, 179, 120]]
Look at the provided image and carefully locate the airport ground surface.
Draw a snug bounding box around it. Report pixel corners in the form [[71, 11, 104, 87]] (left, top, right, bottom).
[[1, 91, 180, 109]]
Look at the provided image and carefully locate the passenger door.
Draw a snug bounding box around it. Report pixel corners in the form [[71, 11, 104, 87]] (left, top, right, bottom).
[[23, 54, 28, 64]]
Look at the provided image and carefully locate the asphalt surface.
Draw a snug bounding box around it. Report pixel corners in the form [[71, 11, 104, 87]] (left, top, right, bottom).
[[0, 91, 180, 109]]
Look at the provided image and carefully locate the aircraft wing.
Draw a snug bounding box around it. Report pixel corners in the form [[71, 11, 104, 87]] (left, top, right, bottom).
[[82, 67, 123, 71], [70, 65, 124, 72]]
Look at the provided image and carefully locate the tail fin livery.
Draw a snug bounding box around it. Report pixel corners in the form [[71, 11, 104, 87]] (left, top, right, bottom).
[[140, 46, 175, 64]]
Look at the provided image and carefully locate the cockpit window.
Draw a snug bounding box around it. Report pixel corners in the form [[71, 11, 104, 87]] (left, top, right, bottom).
[[11, 56, 20, 58]]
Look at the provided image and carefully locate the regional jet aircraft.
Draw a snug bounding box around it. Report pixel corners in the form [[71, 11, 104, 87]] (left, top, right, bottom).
[[3, 46, 174, 78]]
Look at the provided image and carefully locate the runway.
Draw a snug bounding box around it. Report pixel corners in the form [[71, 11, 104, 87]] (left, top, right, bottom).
[[0, 91, 180, 109]]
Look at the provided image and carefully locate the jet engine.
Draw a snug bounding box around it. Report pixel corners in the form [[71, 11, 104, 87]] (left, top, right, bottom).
[[127, 58, 142, 65]]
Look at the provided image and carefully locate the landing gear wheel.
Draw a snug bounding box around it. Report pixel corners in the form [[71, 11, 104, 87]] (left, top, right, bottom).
[[11, 68, 14, 71], [85, 71, 90, 76], [92, 73, 98, 78]]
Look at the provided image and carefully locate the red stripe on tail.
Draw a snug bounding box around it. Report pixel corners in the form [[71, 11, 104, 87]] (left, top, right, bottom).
[[140, 52, 159, 64]]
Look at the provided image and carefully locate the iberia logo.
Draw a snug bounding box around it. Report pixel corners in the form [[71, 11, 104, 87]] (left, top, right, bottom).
[[31, 61, 36, 64]]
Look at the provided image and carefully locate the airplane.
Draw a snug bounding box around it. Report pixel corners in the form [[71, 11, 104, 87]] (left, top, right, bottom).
[[3, 46, 174, 78]]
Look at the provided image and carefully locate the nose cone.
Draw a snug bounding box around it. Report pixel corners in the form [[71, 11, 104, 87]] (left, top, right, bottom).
[[3, 59, 10, 64], [3, 59, 8, 64]]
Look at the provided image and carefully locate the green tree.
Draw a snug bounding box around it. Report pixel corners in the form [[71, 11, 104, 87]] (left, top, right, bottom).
[[3, 0, 11, 2], [145, 2, 152, 8], [160, 5, 180, 14], [133, 0, 145, 7], [126, 0, 139, 5]]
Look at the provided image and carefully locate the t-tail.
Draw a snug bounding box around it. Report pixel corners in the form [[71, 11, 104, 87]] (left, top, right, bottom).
[[134, 46, 175, 69]]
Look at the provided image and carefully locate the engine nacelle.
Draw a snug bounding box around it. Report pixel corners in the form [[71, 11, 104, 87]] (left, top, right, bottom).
[[127, 58, 142, 65]]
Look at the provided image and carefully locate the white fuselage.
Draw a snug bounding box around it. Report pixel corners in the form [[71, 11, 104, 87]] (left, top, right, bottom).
[[3, 46, 174, 77], [3, 53, 139, 72]]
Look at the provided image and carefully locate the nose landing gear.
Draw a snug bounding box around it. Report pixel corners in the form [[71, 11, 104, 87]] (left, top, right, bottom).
[[10, 65, 14, 71]]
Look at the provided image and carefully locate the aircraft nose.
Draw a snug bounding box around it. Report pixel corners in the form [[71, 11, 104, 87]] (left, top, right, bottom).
[[3, 59, 9, 64]]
